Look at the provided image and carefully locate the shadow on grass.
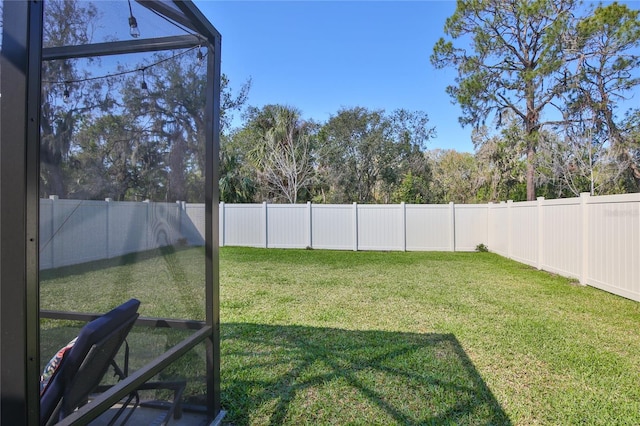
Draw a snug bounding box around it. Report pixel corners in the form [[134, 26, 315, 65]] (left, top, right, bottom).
[[39, 245, 200, 280], [40, 321, 511, 424], [222, 323, 511, 426]]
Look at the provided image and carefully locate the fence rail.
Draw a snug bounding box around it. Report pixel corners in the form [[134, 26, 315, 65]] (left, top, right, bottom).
[[40, 193, 640, 302]]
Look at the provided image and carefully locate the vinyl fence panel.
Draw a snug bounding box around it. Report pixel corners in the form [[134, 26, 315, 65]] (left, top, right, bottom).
[[357, 204, 404, 251], [183, 203, 206, 245], [108, 201, 150, 257], [221, 203, 265, 248], [311, 204, 355, 250], [454, 204, 489, 252], [40, 198, 55, 270], [405, 204, 452, 251], [47, 199, 108, 268], [267, 203, 309, 248], [152, 202, 182, 246], [508, 200, 539, 268], [40, 198, 202, 269], [540, 197, 583, 280], [585, 194, 640, 301], [487, 203, 508, 257]]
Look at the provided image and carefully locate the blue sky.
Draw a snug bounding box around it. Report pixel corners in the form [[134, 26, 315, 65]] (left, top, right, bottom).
[[195, 1, 475, 152]]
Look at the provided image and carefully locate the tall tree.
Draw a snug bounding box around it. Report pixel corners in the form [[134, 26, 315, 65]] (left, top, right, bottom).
[[391, 171, 429, 204], [319, 107, 434, 203], [220, 74, 251, 135], [70, 115, 168, 201], [388, 109, 436, 202], [473, 117, 527, 202], [622, 109, 640, 186], [319, 107, 395, 203], [122, 50, 251, 202], [540, 108, 632, 197], [40, 0, 104, 198], [428, 149, 484, 204], [219, 146, 257, 203], [240, 105, 318, 203], [566, 2, 640, 191], [431, 0, 577, 200], [123, 54, 207, 202]]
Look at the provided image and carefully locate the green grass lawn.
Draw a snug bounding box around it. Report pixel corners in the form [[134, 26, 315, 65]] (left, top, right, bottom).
[[41, 246, 640, 425]]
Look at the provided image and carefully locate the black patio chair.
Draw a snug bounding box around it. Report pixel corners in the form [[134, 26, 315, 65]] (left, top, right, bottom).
[[40, 298, 186, 426], [40, 299, 142, 425]]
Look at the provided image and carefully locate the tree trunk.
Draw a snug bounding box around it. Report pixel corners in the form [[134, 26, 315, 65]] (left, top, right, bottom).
[[526, 145, 536, 201], [167, 135, 187, 202], [42, 161, 67, 199], [526, 81, 538, 201]]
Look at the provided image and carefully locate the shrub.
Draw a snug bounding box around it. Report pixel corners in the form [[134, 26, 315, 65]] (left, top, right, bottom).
[[475, 243, 489, 252]]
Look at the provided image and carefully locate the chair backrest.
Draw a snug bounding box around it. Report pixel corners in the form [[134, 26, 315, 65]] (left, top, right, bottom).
[[40, 299, 140, 426]]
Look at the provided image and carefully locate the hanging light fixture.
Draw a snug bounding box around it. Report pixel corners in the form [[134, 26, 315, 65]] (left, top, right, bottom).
[[128, 0, 140, 38], [140, 68, 148, 91], [196, 46, 204, 63], [63, 84, 70, 103]]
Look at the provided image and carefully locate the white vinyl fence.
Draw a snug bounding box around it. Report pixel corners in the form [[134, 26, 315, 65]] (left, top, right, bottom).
[[218, 195, 640, 302], [40, 193, 640, 302], [488, 193, 640, 302], [218, 202, 489, 252], [39, 197, 204, 270]]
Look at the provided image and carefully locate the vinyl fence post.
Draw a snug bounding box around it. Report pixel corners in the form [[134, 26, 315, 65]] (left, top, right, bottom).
[[307, 201, 312, 249], [487, 202, 493, 251], [105, 198, 112, 258], [536, 197, 544, 270], [353, 202, 358, 251], [449, 201, 455, 252], [580, 192, 590, 285], [220, 202, 225, 247], [50, 195, 58, 268], [144, 199, 150, 250], [176, 200, 183, 245], [507, 200, 513, 259], [401, 202, 407, 252], [181, 201, 187, 239], [263, 201, 268, 249]]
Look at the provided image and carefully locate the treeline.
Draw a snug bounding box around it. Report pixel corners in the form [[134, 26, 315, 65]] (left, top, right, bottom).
[[39, 0, 640, 204], [221, 105, 435, 204], [221, 104, 640, 204]]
